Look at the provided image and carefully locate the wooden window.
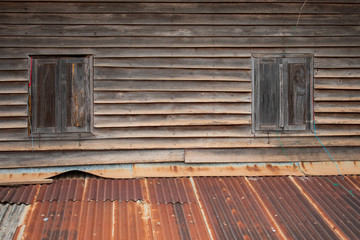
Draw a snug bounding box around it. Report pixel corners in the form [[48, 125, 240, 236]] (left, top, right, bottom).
[[31, 56, 91, 134], [252, 54, 313, 132]]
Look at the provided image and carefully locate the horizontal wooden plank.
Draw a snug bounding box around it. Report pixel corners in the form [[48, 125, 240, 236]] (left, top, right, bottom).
[[133, 161, 360, 178], [94, 92, 251, 103], [0, 59, 27, 70], [92, 126, 252, 138], [1, 13, 359, 25], [94, 114, 251, 127], [0, 82, 27, 94], [315, 90, 360, 101], [95, 57, 251, 69], [0, 106, 27, 117], [2, 124, 359, 141], [3, 1, 358, 3], [0, 70, 27, 81], [2, 136, 360, 151], [1, 3, 358, 14], [0, 117, 27, 129], [315, 102, 360, 113], [315, 69, 360, 78], [94, 103, 251, 115], [94, 80, 252, 93], [1, 47, 360, 59], [315, 57, 360, 69], [0, 129, 27, 141], [0, 149, 184, 168], [94, 67, 251, 81], [315, 78, 360, 90], [185, 147, 360, 163], [2, 25, 360, 37], [0, 94, 27, 106], [316, 113, 360, 124], [2, 36, 360, 48]]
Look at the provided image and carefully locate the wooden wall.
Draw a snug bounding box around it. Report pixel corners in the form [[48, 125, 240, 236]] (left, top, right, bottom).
[[0, 0, 359, 167]]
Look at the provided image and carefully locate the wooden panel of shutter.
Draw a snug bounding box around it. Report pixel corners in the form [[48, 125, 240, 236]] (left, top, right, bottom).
[[62, 58, 90, 133], [285, 58, 309, 130], [255, 58, 280, 130], [32, 59, 57, 133]]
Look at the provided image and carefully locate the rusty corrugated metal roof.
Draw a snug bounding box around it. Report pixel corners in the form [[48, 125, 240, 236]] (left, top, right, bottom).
[[0, 175, 359, 240], [146, 178, 197, 204], [292, 175, 360, 239], [193, 177, 280, 240]]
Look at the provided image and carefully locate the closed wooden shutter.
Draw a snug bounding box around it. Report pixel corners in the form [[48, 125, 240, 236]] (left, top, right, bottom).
[[62, 58, 90, 133], [31, 56, 91, 134], [254, 58, 281, 131], [32, 59, 58, 133]]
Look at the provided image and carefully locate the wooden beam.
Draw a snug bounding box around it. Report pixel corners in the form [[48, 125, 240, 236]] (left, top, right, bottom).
[[0, 150, 184, 168], [0, 161, 358, 185], [185, 147, 360, 163]]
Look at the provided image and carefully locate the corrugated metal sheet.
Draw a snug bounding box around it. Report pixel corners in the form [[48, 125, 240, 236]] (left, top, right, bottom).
[[17, 200, 209, 240], [83, 178, 144, 202], [0, 185, 39, 204], [0, 204, 28, 240], [248, 176, 340, 240], [292, 175, 360, 240], [0, 178, 144, 204], [1, 175, 359, 240], [146, 178, 197, 204], [194, 177, 280, 240]]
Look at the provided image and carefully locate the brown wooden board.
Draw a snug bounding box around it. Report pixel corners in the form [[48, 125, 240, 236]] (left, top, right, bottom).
[[1, 36, 360, 48], [2, 25, 360, 37], [315, 78, 360, 90], [94, 103, 251, 115], [94, 80, 251, 93], [1, 3, 358, 14], [2, 48, 360, 58], [1, 13, 359, 25], [94, 92, 251, 103]]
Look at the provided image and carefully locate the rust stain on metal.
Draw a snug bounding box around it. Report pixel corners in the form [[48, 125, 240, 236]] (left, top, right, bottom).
[[291, 176, 360, 240], [146, 177, 197, 204], [247, 176, 340, 240], [194, 177, 282, 239]]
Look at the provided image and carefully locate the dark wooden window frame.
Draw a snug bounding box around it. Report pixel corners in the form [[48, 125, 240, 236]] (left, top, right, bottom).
[[29, 55, 93, 136], [251, 54, 314, 133]]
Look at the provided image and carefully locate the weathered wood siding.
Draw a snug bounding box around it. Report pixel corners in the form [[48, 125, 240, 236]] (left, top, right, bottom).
[[0, 0, 359, 167]]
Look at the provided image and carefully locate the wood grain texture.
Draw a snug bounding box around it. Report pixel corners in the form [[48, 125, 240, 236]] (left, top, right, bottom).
[[0, 105, 27, 117], [316, 113, 360, 124], [0, 94, 27, 106], [0, 149, 185, 168], [0, 82, 27, 94], [315, 78, 360, 90], [94, 92, 251, 103], [185, 147, 360, 163], [0, 71, 27, 81], [94, 80, 251, 93], [315, 58, 360, 69], [0, 117, 27, 129], [1, 13, 359, 25], [315, 90, 360, 101], [2, 25, 360, 37], [94, 114, 251, 128], [1, 3, 358, 14], [95, 57, 251, 69], [2, 136, 360, 151], [2, 47, 360, 58], [315, 102, 360, 113], [315, 69, 360, 78], [2, 36, 360, 48], [94, 67, 251, 81], [94, 103, 251, 115]]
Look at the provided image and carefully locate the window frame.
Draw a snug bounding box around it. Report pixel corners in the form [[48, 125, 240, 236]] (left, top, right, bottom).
[[29, 55, 93, 137], [251, 53, 314, 134]]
